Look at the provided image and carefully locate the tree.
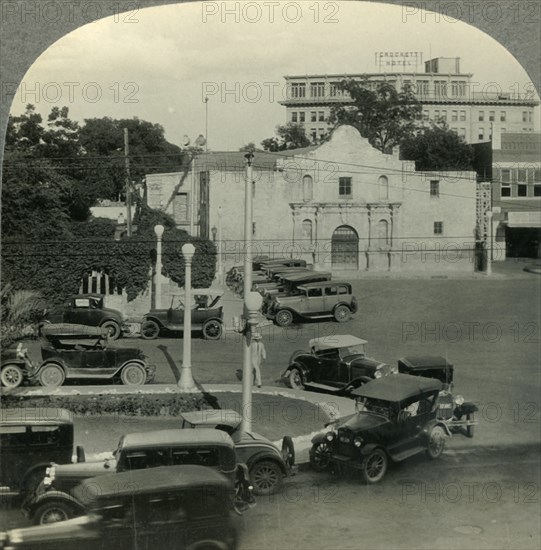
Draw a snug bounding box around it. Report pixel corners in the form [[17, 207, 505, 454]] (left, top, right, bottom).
[[239, 142, 262, 152], [261, 123, 312, 152], [328, 79, 421, 153], [0, 284, 44, 347], [400, 122, 474, 171]]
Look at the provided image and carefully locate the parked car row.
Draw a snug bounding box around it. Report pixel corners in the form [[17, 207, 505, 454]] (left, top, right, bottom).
[[0, 405, 296, 548]]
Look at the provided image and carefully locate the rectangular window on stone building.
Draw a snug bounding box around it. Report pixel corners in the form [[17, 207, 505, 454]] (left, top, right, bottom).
[[291, 112, 298, 123], [478, 128, 485, 140], [460, 110, 466, 121], [433, 222, 443, 235], [501, 184, 511, 197], [339, 177, 352, 197], [451, 111, 458, 122], [534, 169, 541, 182], [501, 169, 511, 183], [489, 111, 495, 122], [500, 111, 506, 122], [534, 185, 541, 197], [522, 111, 528, 122], [291, 83, 306, 98], [310, 82, 325, 98], [299, 112, 305, 122], [518, 169, 527, 182], [517, 184, 527, 197], [318, 112, 325, 122], [441, 110, 447, 121], [478, 111, 484, 121], [416, 80, 429, 95], [311, 112, 317, 122], [434, 81, 447, 97], [430, 180, 440, 197]]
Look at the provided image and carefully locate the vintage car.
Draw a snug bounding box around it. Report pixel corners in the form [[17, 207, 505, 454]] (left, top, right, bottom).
[[24, 429, 253, 525], [398, 356, 477, 437], [309, 374, 449, 483], [266, 281, 358, 326], [261, 271, 332, 313], [0, 408, 82, 496], [34, 324, 155, 387], [252, 268, 312, 293], [5, 466, 242, 550], [232, 259, 308, 286], [43, 294, 127, 340], [281, 335, 397, 394], [140, 290, 224, 340], [179, 409, 295, 495], [1, 342, 35, 388]]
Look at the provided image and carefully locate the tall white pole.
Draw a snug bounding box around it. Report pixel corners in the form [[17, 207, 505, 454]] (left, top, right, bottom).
[[241, 152, 255, 434], [154, 225, 164, 308], [178, 243, 197, 391], [217, 206, 223, 283]]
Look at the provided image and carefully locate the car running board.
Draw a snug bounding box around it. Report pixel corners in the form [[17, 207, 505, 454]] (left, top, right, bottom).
[[307, 382, 342, 392], [390, 446, 426, 462]]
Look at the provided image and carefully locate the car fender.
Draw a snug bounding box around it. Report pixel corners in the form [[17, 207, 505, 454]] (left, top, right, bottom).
[[424, 419, 452, 438], [333, 301, 352, 313], [36, 360, 66, 374], [113, 358, 147, 376], [29, 489, 85, 515], [20, 464, 50, 489], [202, 315, 223, 325], [359, 443, 384, 457], [310, 432, 329, 445], [142, 316, 163, 327], [99, 316, 122, 326], [247, 451, 287, 475]]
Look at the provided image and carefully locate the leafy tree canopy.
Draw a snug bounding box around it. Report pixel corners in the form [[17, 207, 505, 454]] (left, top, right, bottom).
[[261, 122, 312, 152], [400, 121, 474, 171], [328, 78, 421, 153]]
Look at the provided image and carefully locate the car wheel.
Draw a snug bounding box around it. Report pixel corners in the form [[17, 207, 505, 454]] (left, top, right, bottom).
[[275, 309, 293, 327], [140, 319, 160, 340], [466, 413, 475, 438], [101, 320, 121, 340], [333, 304, 351, 323], [281, 436, 295, 469], [202, 319, 223, 340], [361, 448, 388, 484], [250, 460, 284, 496], [120, 362, 147, 386], [33, 501, 76, 525], [310, 442, 332, 472], [288, 368, 305, 390], [426, 425, 446, 459], [1, 364, 24, 388], [38, 364, 65, 388]]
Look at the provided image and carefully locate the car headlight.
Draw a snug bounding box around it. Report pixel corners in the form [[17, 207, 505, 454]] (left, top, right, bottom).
[[374, 370, 382, 378], [390, 365, 399, 374], [43, 466, 55, 487], [353, 437, 363, 448], [325, 432, 335, 442], [454, 395, 465, 406]]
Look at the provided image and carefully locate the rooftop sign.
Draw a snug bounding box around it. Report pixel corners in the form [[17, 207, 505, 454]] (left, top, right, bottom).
[[375, 51, 423, 72]]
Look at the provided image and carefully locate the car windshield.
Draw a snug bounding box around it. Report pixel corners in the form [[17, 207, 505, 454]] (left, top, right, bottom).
[[340, 344, 366, 357], [356, 398, 394, 419]]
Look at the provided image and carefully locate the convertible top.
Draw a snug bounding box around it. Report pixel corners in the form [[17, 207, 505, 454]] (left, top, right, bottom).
[[181, 409, 243, 428], [74, 465, 230, 507], [351, 373, 442, 402], [309, 335, 367, 351], [121, 428, 234, 449], [40, 323, 108, 339]]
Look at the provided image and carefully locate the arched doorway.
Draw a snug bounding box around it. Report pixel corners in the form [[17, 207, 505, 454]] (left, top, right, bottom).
[[331, 226, 359, 268]]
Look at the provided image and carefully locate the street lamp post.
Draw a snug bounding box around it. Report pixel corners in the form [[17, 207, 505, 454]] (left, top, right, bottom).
[[154, 225, 164, 309], [217, 206, 223, 283], [178, 242, 197, 391], [486, 211, 493, 276], [241, 151, 256, 434], [241, 291, 263, 434]]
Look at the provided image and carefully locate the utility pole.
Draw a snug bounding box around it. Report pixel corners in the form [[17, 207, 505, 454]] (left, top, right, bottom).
[[124, 128, 132, 237]]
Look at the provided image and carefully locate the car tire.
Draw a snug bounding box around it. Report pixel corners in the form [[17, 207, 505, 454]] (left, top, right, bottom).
[[310, 442, 332, 472], [101, 320, 121, 340], [33, 501, 76, 525], [333, 304, 351, 323], [288, 368, 305, 390], [281, 436, 295, 469], [361, 448, 388, 484], [120, 362, 147, 386], [202, 319, 223, 340], [275, 309, 293, 327], [140, 319, 160, 340], [38, 364, 65, 388], [426, 425, 446, 459], [249, 460, 284, 496], [1, 364, 24, 388], [466, 413, 475, 438]]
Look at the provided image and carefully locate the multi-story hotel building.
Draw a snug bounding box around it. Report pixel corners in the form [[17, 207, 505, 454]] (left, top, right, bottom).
[[279, 57, 538, 144]]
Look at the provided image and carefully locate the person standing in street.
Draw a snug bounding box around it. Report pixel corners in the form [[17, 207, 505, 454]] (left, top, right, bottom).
[[251, 333, 266, 388]]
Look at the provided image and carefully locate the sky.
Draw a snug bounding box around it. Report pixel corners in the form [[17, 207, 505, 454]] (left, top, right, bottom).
[[10, 1, 540, 150]]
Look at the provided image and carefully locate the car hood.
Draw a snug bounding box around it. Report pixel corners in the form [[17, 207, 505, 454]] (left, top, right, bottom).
[[54, 459, 117, 481], [341, 412, 391, 432], [7, 515, 97, 544], [346, 356, 386, 371]]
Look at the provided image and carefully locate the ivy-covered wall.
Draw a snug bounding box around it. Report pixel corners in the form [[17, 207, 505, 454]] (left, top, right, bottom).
[[1, 204, 217, 307]]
